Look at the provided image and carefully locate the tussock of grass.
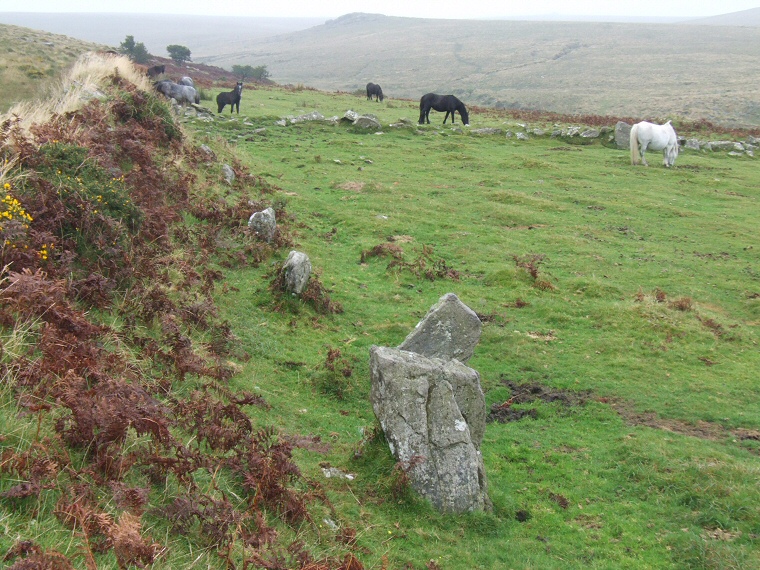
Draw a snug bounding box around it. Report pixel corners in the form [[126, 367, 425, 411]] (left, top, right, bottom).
[[1, 52, 150, 135]]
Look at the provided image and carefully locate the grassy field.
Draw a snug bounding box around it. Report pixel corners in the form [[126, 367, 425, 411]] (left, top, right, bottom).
[[1, 60, 759, 569], [185, 86, 760, 568]]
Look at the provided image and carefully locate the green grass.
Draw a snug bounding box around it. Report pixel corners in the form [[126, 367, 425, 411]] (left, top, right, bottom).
[[2, 77, 759, 569], [173, 86, 760, 568]]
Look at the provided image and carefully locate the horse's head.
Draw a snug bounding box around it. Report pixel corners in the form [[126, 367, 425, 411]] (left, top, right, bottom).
[[459, 105, 469, 126]]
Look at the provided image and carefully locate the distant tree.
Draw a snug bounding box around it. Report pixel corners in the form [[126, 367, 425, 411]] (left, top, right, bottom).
[[119, 35, 136, 55], [131, 43, 151, 64], [119, 35, 151, 64], [231, 64, 270, 81], [167, 45, 192, 65]]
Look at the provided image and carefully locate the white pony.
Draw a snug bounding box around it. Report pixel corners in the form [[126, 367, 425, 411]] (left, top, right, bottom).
[[630, 120, 679, 167]]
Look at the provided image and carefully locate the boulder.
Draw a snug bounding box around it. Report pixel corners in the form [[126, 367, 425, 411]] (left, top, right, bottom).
[[248, 207, 276, 243], [369, 346, 490, 513], [282, 251, 311, 295], [353, 115, 382, 129], [398, 293, 482, 363]]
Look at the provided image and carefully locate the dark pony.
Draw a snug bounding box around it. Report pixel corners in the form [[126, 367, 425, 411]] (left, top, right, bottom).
[[146, 65, 165, 78], [419, 93, 469, 126], [366, 82, 384, 102], [216, 82, 244, 114]]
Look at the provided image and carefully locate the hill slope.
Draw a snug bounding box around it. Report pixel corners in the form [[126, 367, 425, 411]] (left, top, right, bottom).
[[200, 12, 760, 128], [0, 23, 107, 112]]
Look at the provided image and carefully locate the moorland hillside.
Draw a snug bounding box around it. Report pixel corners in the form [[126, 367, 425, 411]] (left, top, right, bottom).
[[204, 12, 760, 128], [1, 37, 759, 570]]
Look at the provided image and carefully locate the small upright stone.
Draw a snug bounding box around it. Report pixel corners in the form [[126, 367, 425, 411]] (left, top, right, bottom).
[[282, 251, 311, 295], [615, 121, 632, 149], [248, 207, 276, 243], [222, 164, 235, 184]]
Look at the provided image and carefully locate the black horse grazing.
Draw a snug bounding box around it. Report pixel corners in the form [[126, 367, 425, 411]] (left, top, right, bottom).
[[146, 65, 165, 78], [216, 82, 244, 114], [366, 82, 384, 102], [418, 93, 469, 126]]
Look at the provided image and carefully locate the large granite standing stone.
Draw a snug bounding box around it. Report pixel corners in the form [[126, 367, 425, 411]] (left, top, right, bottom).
[[398, 293, 482, 363], [369, 346, 489, 514], [282, 251, 311, 295]]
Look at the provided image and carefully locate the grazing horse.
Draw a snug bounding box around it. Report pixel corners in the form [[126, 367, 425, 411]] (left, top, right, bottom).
[[630, 120, 679, 167], [154, 80, 199, 105], [419, 93, 469, 126], [216, 82, 243, 114], [178, 76, 194, 87], [146, 65, 165, 78], [366, 82, 384, 102]]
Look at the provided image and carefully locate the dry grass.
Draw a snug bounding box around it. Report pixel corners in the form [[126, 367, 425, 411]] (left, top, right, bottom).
[[2, 52, 151, 135]]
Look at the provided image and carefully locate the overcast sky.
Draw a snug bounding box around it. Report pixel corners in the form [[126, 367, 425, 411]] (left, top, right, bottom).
[[2, 1, 759, 20]]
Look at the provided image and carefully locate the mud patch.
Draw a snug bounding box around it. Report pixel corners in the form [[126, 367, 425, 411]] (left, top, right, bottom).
[[489, 381, 758, 452], [487, 380, 591, 423]]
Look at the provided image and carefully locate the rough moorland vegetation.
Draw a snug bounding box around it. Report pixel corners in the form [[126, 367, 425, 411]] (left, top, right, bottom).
[[1, 44, 759, 570], [0, 52, 362, 570]]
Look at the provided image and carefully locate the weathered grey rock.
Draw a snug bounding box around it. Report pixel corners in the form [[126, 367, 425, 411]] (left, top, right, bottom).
[[369, 346, 489, 514], [291, 111, 325, 124], [342, 110, 360, 123], [248, 207, 276, 243], [684, 139, 701, 151], [398, 293, 482, 363], [282, 251, 311, 295], [565, 126, 582, 137], [747, 135, 759, 145], [222, 164, 235, 184], [471, 128, 504, 136], [199, 144, 216, 159], [516, 132, 530, 141], [614, 121, 631, 149], [353, 116, 382, 129], [581, 129, 600, 138], [705, 140, 736, 151]]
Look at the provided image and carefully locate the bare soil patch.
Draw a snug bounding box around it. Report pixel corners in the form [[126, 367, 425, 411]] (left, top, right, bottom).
[[489, 380, 759, 452]]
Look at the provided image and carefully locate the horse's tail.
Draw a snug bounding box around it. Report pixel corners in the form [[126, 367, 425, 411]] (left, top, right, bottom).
[[630, 123, 641, 165]]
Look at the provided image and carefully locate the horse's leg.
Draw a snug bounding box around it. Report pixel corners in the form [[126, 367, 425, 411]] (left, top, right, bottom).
[[443, 111, 450, 124], [639, 141, 649, 166]]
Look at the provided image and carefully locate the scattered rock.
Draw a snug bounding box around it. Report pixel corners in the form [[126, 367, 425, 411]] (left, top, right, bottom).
[[222, 164, 235, 184], [248, 207, 276, 243], [282, 251, 311, 295], [614, 121, 631, 149]]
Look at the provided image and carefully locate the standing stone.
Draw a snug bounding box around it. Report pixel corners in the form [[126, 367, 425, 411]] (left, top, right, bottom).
[[369, 346, 490, 514], [222, 164, 235, 184], [282, 251, 311, 295], [248, 207, 276, 243], [615, 121, 631, 149], [398, 293, 482, 363]]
